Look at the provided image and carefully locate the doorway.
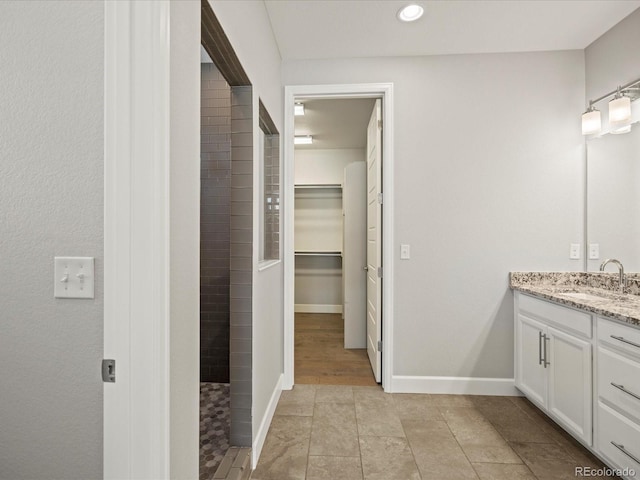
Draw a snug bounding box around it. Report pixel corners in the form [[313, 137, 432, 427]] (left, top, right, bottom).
[[293, 98, 376, 386], [283, 84, 395, 392]]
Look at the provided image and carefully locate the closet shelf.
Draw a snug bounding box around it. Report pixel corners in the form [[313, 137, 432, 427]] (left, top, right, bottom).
[[295, 250, 342, 257], [294, 184, 342, 189]]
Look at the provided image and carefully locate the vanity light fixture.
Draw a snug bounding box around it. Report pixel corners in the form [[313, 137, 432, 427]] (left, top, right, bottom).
[[294, 135, 313, 145], [581, 104, 601, 136], [582, 77, 640, 136], [397, 4, 424, 22], [294, 103, 305, 116], [609, 87, 631, 131]]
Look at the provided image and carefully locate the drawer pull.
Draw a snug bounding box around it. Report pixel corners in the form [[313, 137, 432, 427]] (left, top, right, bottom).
[[539, 331, 544, 365], [611, 382, 640, 401], [611, 441, 640, 465], [610, 335, 640, 349], [543, 334, 550, 368]]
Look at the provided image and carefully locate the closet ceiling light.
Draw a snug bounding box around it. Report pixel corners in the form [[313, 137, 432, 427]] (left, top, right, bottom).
[[397, 4, 424, 22], [581, 106, 601, 136], [294, 135, 313, 145], [294, 103, 305, 116]]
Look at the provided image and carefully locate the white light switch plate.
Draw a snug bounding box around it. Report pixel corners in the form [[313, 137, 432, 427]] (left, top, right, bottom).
[[589, 243, 600, 260], [54, 257, 95, 299], [569, 244, 580, 260], [400, 244, 410, 259]]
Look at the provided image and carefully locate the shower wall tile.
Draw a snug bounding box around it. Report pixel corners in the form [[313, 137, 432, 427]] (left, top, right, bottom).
[[230, 85, 253, 447], [201, 63, 231, 383]]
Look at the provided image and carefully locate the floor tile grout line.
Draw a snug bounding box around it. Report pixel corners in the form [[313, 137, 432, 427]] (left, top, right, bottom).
[[395, 397, 425, 480], [461, 400, 541, 479], [438, 405, 482, 480], [353, 386, 367, 480]]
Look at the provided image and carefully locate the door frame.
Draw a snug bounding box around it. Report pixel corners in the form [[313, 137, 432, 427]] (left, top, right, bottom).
[[283, 83, 395, 391], [104, 1, 172, 478]]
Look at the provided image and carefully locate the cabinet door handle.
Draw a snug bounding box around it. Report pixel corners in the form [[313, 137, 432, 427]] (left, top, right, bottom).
[[543, 334, 550, 368], [611, 382, 640, 402], [538, 331, 544, 365], [611, 441, 640, 465], [610, 335, 640, 350]]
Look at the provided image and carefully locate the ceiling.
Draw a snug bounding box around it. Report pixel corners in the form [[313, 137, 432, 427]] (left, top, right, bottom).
[[264, 0, 640, 60], [295, 98, 376, 150]]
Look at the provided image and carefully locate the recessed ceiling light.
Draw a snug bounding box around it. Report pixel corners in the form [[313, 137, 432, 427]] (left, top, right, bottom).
[[397, 4, 424, 22], [294, 103, 305, 116], [294, 135, 313, 145]]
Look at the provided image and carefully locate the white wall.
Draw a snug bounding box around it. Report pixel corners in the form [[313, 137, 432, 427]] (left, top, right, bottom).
[[284, 51, 585, 381], [208, 0, 284, 459], [0, 1, 103, 478], [170, 1, 201, 478], [295, 148, 365, 184], [585, 7, 640, 272]]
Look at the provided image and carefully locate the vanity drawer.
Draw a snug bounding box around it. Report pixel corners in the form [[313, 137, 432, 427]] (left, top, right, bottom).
[[597, 403, 640, 479], [519, 293, 592, 339], [599, 318, 640, 359], [599, 346, 640, 423]]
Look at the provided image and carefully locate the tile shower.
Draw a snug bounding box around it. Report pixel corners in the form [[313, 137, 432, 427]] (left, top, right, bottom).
[[200, 58, 255, 478], [200, 61, 231, 477]]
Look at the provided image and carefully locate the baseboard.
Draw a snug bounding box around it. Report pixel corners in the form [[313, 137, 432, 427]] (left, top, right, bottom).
[[390, 375, 522, 396], [251, 373, 283, 469], [294, 304, 342, 314]]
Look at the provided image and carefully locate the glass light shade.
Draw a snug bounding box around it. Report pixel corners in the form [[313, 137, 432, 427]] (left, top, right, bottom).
[[609, 95, 631, 127], [581, 109, 601, 136], [294, 135, 313, 145], [294, 103, 305, 116]]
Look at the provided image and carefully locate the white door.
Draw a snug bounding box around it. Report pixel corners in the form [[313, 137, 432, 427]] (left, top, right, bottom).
[[343, 162, 367, 349], [515, 314, 547, 408], [366, 99, 382, 382], [547, 326, 592, 445]]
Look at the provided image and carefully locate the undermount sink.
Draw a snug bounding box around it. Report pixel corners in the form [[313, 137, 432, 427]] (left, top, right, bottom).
[[554, 288, 632, 303], [559, 291, 611, 302]]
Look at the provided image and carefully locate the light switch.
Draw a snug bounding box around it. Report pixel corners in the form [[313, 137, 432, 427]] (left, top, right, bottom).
[[589, 243, 600, 260], [400, 244, 410, 260], [569, 244, 580, 260], [54, 257, 95, 299]]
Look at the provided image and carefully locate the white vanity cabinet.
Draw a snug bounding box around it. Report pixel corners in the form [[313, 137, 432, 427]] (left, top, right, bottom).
[[596, 318, 640, 478], [515, 293, 593, 445]]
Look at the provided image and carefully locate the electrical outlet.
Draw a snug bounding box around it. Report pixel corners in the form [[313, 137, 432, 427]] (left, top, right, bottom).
[[570, 244, 581, 260], [400, 244, 410, 259], [589, 243, 600, 260]]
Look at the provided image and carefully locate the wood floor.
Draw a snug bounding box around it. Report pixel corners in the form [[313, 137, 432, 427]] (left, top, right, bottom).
[[294, 313, 377, 386]]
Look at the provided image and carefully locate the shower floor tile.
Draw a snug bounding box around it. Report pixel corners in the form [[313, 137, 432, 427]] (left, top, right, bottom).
[[200, 382, 230, 480]]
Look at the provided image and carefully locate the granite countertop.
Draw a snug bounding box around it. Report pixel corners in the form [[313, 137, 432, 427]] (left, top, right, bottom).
[[510, 272, 640, 327]]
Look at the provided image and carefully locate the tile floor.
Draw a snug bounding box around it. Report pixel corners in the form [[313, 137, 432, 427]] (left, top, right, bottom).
[[250, 385, 618, 480], [200, 382, 231, 480]]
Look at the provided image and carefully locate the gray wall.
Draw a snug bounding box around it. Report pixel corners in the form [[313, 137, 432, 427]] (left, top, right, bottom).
[[0, 1, 103, 478], [283, 50, 585, 379], [209, 0, 285, 453], [585, 7, 640, 102]]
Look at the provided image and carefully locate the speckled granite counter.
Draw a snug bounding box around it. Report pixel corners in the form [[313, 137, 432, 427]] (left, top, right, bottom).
[[510, 272, 640, 327]]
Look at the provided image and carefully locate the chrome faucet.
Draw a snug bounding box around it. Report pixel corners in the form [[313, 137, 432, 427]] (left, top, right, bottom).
[[600, 258, 627, 293]]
